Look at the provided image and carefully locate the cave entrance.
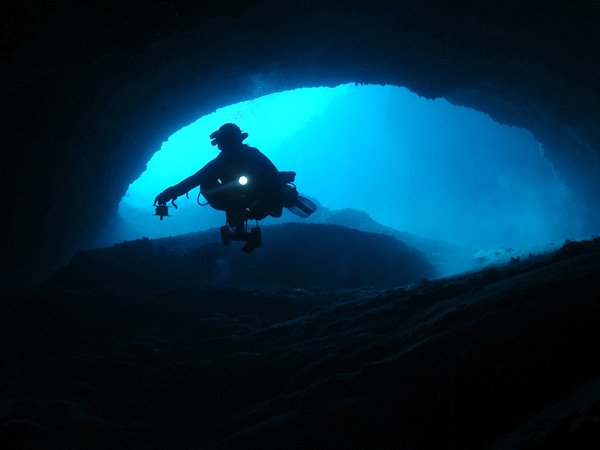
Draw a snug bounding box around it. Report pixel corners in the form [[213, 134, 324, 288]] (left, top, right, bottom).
[[115, 84, 583, 251]]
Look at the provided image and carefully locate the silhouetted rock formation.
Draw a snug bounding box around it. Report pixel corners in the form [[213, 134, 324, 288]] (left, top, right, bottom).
[[302, 205, 477, 276], [49, 223, 434, 291]]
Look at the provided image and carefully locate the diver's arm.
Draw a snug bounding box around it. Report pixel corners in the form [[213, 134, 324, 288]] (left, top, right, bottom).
[[154, 159, 220, 205]]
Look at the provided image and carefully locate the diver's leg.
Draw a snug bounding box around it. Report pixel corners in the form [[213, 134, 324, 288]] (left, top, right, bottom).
[[226, 209, 245, 233]]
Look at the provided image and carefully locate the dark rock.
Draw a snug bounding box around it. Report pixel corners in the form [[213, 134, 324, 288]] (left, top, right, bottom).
[[48, 223, 434, 291], [1, 237, 599, 449]]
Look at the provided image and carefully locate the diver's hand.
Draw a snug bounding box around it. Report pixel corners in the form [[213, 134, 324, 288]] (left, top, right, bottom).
[[154, 187, 178, 206]]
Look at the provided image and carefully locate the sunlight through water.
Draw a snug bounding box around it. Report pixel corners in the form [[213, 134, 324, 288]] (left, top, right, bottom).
[[116, 84, 584, 250]]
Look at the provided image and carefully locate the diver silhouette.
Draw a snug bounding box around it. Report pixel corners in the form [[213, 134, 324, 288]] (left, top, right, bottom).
[[154, 123, 316, 252]]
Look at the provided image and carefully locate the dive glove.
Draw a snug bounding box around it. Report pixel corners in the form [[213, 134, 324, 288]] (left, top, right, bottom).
[[154, 187, 178, 205]]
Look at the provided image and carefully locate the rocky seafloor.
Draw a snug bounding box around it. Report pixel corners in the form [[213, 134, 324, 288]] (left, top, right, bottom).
[[1, 224, 599, 449]]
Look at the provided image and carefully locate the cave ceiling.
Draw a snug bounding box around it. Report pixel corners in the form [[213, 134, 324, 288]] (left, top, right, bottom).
[[1, 0, 599, 282]]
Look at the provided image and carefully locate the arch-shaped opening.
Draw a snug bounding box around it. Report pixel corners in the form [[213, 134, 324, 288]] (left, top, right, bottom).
[[104, 83, 585, 261], [5, 0, 600, 287]]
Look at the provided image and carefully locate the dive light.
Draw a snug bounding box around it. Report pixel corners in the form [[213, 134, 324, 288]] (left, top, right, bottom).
[[238, 176, 248, 185]]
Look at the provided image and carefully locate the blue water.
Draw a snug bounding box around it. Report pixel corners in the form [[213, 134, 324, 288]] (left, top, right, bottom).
[[114, 84, 584, 250]]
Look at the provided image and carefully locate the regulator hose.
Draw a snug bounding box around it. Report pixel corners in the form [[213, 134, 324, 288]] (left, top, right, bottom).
[[197, 189, 209, 206]]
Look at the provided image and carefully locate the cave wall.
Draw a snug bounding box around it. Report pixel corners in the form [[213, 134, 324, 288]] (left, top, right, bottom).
[[2, 0, 599, 283]]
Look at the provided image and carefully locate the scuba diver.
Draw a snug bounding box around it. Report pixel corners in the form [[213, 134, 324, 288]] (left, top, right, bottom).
[[154, 123, 316, 252]]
